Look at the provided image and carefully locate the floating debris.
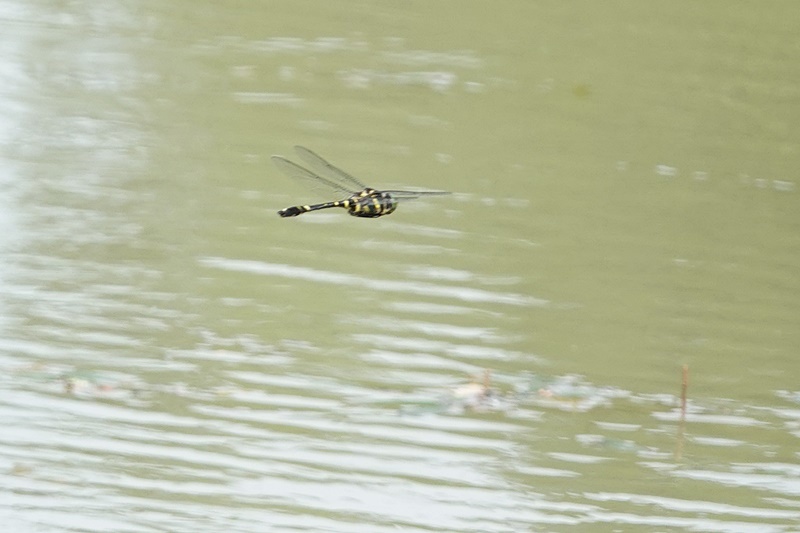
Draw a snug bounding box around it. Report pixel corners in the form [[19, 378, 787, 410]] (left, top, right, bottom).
[[400, 370, 625, 416], [514, 373, 625, 412], [9, 362, 144, 401]]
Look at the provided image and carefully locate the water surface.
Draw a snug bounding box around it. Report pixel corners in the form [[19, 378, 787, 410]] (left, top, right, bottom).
[[2, 2, 799, 532]]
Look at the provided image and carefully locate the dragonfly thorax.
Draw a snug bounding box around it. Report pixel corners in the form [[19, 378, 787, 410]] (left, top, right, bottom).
[[345, 189, 398, 218]]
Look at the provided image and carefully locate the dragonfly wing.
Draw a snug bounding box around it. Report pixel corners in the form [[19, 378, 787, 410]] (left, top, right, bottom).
[[271, 156, 355, 198], [383, 190, 452, 200], [293, 146, 368, 192]]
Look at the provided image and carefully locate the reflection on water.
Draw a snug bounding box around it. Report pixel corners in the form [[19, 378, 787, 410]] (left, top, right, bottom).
[[2, 1, 800, 532]]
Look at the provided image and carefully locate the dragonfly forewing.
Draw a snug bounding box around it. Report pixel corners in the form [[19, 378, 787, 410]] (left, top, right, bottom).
[[293, 145, 369, 192], [270, 155, 355, 198]]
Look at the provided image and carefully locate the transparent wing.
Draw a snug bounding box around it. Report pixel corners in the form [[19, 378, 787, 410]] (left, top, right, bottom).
[[274, 146, 452, 202], [271, 155, 355, 198], [293, 146, 368, 192], [382, 190, 451, 200]]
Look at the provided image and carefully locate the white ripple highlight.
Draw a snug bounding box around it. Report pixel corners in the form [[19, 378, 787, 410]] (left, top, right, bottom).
[[199, 257, 547, 307]]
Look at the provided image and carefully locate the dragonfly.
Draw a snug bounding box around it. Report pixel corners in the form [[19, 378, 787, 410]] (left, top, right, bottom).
[[272, 146, 450, 218]]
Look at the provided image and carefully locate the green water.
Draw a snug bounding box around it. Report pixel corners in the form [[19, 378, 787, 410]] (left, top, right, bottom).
[[1, 1, 799, 531]]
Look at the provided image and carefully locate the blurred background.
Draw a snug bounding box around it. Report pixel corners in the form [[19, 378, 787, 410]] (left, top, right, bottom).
[[1, 1, 799, 531]]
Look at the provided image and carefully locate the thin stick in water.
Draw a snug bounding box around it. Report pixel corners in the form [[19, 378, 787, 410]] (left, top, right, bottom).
[[675, 364, 689, 461]]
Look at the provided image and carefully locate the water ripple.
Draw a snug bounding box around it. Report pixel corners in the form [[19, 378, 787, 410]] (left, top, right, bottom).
[[199, 256, 547, 307]]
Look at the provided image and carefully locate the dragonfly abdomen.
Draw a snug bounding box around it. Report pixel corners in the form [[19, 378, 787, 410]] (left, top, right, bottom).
[[278, 201, 344, 218]]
